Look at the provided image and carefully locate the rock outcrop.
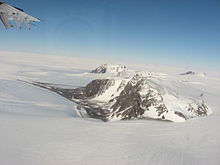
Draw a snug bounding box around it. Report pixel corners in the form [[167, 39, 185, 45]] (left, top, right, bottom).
[[26, 73, 212, 122], [91, 64, 128, 76]]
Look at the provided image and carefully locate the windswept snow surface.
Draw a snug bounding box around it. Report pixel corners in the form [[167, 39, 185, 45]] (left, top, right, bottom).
[[0, 51, 220, 165]]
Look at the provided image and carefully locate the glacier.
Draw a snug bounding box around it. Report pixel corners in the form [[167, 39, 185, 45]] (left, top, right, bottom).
[[0, 51, 220, 165]]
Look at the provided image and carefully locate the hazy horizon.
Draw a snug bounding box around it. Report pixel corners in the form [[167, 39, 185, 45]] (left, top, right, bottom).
[[0, 0, 220, 69]]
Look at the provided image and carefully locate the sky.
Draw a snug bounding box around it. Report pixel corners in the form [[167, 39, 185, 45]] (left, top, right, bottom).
[[0, 0, 220, 69]]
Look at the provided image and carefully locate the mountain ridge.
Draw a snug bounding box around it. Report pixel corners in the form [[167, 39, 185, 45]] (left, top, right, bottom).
[[22, 70, 212, 122]]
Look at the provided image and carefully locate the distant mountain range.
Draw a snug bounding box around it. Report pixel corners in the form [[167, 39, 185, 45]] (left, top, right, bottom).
[[180, 71, 207, 76]]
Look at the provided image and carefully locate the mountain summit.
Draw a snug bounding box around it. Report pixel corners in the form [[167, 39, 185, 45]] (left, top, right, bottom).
[[91, 64, 128, 75]]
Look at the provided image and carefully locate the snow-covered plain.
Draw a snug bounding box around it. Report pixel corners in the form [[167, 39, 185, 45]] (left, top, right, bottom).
[[0, 51, 220, 165]]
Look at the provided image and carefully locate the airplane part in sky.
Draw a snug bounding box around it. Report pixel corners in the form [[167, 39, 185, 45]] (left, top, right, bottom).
[[0, 1, 40, 29]]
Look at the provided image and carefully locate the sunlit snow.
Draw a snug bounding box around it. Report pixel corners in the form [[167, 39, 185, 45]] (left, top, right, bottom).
[[0, 51, 220, 165]]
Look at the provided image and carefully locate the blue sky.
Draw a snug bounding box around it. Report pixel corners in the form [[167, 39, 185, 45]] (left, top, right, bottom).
[[0, 0, 220, 68]]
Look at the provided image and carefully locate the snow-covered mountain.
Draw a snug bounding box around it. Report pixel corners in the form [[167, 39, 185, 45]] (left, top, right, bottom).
[[1, 52, 220, 165], [27, 73, 212, 122], [82, 74, 211, 122], [180, 71, 196, 75], [91, 64, 128, 76], [180, 71, 207, 76]]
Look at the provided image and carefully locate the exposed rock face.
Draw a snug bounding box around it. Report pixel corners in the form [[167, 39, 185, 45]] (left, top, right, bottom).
[[186, 101, 210, 117], [180, 71, 196, 75], [25, 73, 212, 122], [110, 79, 144, 119], [109, 75, 176, 121], [110, 75, 166, 120], [84, 79, 110, 97], [91, 65, 107, 73], [91, 64, 128, 75], [180, 71, 207, 77]]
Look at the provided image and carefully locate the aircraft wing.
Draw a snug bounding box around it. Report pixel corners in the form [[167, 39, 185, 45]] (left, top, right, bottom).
[[0, 2, 40, 29]]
